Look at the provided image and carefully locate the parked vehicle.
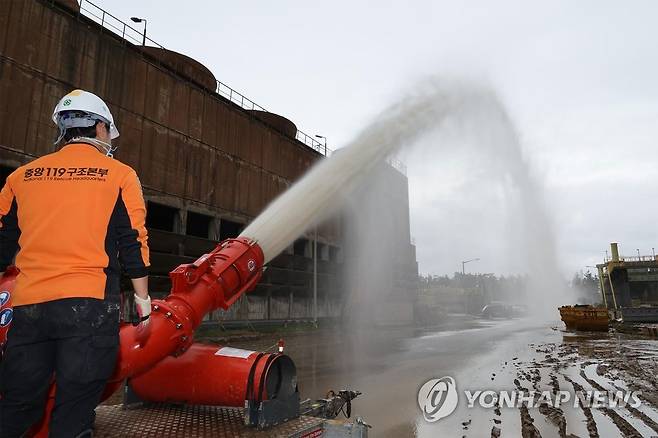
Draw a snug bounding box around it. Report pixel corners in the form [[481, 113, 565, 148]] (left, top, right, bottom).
[[481, 302, 511, 318], [481, 302, 527, 319]]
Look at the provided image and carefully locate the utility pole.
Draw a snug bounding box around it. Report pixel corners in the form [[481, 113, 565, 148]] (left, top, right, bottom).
[[130, 17, 148, 46], [313, 227, 318, 327], [311, 135, 326, 326], [461, 258, 480, 275]]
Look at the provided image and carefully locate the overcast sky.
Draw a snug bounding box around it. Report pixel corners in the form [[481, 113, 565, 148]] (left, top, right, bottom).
[[100, 0, 658, 277]]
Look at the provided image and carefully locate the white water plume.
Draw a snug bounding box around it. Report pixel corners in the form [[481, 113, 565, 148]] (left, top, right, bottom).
[[403, 78, 569, 316], [241, 79, 467, 263], [241, 76, 568, 315]]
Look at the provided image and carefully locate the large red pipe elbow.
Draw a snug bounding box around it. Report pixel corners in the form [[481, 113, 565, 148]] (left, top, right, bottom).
[[1, 238, 272, 437], [110, 237, 264, 382], [128, 343, 297, 407], [1, 238, 265, 384]]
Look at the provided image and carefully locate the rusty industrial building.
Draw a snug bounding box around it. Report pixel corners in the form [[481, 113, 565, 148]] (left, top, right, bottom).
[[0, 0, 418, 323], [598, 243, 658, 323]]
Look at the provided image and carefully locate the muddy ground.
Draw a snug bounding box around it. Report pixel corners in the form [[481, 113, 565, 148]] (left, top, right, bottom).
[[104, 318, 658, 437], [222, 320, 658, 437], [508, 331, 658, 438], [415, 325, 658, 438]]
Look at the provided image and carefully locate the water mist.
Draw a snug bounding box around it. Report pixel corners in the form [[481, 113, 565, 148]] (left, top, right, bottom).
[[241, 76, 568, 322]]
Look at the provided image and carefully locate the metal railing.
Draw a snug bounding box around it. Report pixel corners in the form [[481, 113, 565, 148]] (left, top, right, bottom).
[[78, 0, 165, 49], [65, 0, 412, 172], [215, 81, 265, 112], [75, 0, 330, 156], [604, 255, 657, 263]]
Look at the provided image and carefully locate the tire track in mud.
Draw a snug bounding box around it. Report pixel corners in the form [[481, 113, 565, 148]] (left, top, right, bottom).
[[513, 377, 543, 438], [543, 332, 658, 438], [520, 403, 543, 438], [462, 330, 657, 438], [515, 345, 578, 438], [578, 366, 658, 435], [528, 343, 586, 437], [537, 402, 567, 437], [598, 408, 642, 438], [564, 375, 599, 438], [491, 402, 502, 437]]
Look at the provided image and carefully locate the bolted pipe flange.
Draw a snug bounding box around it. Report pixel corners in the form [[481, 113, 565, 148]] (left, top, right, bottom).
[[150, 300, 191, 336]]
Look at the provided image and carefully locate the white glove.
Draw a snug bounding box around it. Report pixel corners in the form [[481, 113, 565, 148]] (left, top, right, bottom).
[[134, 294, 152, 344], [134, 293, 152, 325]]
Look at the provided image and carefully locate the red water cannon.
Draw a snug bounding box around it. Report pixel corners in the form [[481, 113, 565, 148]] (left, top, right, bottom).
[[1, 238, 300, 436], [112, 237, 266, 379]]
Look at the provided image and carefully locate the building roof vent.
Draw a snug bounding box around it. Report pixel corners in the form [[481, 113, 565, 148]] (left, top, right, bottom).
[[247, 110, 298, 139], [140, 48, 217, 92], [54, 0, 80, 12]]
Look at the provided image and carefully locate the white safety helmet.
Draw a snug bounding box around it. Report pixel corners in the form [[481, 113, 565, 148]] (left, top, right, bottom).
[[52, 89, 119, 139]]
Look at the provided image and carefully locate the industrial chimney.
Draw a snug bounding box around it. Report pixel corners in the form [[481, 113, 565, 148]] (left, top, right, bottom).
[[610, 242, 620, 262]]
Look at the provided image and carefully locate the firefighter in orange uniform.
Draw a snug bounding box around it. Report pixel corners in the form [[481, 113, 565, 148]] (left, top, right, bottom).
[[0, 90, 152, 437]]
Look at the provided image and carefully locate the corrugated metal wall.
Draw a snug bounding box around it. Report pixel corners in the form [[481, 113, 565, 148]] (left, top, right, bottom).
[[0, 0, 340, 225], [0, 0, 345, 321]]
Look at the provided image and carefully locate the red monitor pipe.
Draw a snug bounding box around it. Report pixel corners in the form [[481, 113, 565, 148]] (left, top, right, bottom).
[[128, 343, 298, 406], [110, 237, 265, 382], [0, 237, 284, 436]]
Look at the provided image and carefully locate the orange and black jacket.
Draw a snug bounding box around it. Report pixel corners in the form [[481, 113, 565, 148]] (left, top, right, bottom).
[[0, 143, 149, 306]]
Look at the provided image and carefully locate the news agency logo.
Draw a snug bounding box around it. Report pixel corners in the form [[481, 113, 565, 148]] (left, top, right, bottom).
[[417, 376, 643, 422], [462, 389, 642, 410], [417, 376, 459, 422]]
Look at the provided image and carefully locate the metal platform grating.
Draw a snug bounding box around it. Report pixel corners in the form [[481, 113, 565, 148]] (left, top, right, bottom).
[[95, 404, 324, 437]]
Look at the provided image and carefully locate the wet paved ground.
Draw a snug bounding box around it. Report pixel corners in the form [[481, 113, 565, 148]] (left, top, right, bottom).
[[227, 316, 546, 436], [226, 316, 658, 437]]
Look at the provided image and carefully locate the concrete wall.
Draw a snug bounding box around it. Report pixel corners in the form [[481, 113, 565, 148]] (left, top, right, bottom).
[[342, 163, 419, 325]]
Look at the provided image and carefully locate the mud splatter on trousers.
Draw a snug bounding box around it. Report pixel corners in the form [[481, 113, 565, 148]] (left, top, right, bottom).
[[0, 297, 120, 437]]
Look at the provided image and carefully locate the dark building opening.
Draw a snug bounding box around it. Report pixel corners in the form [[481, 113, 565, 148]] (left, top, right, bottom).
[[146, 202, 178, 232], [293, 239, 308, 257], [220, 219, 243, 240], [329, 246, 340, 262], [0, 165, 17, 186], [186, 211, 212, 238]]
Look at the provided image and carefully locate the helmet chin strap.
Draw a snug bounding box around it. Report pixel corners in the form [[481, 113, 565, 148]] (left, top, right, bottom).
[[70, 136, 117, 158]]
